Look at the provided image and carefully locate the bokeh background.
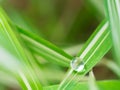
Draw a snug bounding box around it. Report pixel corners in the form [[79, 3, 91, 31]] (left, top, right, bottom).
[[1, 0, 104, 45], [0, 0, 118, 90]]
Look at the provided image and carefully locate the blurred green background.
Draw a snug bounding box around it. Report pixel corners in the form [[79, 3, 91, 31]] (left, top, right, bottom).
[[0, 0, 104, 46], [1, 0, 118, 90]]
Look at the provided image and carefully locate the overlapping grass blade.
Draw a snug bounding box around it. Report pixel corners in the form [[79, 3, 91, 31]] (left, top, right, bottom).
[[77, 20, 112, 73], [88, 71, 98, 90], [4, 9, 73, 67], [105, 0, 120, 66], [58, 20, 112, 89], [0, 0, 119, 89], [44, 80, 120, 90], [16, 26, 72, 67], [0, 7, 42, 89]]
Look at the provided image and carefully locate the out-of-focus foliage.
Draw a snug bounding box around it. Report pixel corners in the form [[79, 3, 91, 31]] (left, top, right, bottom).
[[0, 0, 120, 90]]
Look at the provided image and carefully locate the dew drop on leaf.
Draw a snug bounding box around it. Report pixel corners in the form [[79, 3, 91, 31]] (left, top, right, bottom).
[[70, 57, 85, 73]]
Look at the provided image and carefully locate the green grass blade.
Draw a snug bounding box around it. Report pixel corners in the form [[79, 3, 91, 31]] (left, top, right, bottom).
[[105, 0, 120, 66], [2, 6, 73, 67], [77, 20, 112, 73], [58, 20, 112, 89], [16, 26, 72, 67], [44, 80, 120, 90], [0, 7, 42, 89], [88, 71, 98, 90]]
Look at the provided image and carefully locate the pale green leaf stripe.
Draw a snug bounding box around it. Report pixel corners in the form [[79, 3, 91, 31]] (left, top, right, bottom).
[[105, 0, 120, 65], [88, 71, 98, 90], [16, 26, 72, 66], [0, 8, 28, 64], [58, 20, 112, 89], [0, 7, 42, 89], [0, 7, 72, 67], [77, 20, 112, 73], [79, 22, 108, 59], [44, 80, 120, 90]]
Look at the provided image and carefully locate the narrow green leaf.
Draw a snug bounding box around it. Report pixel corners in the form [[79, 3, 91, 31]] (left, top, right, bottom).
[[44, 80, 120, 90], [88, 71, 98, 90], [16, 26, 72, 67], [77, 20, 112, 74], [105, 0, 120, 66], [0, 7, 42, 89], [58, 20, 112, 89]]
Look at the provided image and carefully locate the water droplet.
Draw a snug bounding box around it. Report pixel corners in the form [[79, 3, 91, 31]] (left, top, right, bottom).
[[70, 57, 85, 73]]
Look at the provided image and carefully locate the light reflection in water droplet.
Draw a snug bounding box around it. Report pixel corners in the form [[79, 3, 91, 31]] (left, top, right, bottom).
[[70, 57, 85, 73]]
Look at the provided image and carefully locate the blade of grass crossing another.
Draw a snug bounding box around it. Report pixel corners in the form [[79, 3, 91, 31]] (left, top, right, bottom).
[[0, 7, 43, 89], [58, 20, 112, 89], [16, 26, 72, 67]]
